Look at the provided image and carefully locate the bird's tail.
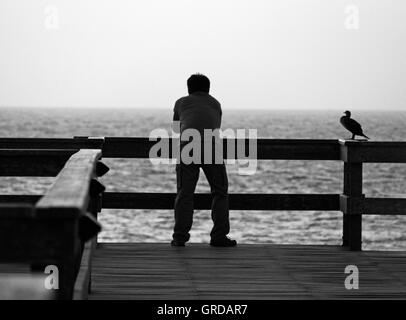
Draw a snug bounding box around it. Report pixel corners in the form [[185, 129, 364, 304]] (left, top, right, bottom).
[[362, 134, 370, 139]]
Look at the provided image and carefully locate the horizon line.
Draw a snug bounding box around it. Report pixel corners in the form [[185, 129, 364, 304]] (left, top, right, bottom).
[[1, 105, 405, 112]]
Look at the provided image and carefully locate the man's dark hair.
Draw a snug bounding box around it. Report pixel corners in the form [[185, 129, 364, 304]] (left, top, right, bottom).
[[187, 73, 210, 94]]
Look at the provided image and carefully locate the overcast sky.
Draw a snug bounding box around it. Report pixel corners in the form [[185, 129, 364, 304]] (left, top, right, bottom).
[[0, 0, 405, 110]]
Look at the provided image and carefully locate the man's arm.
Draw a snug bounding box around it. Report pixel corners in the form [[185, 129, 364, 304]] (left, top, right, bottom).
[[172, 102, 180, 134], [173, 109, 179, 122]]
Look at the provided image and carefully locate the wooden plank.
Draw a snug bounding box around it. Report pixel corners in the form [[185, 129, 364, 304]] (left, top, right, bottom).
[[0, 149, 77, 176], [256, 139, 340, 160], [363, 198, 406, 215], [0, 138, 104, 150], [35, 149, 101, 219], [102, 192, 340, 211], [102, 137, 340, 160], [3, 194, 406, 216], [89, 243, 406, 300], [73, 238, 96, 300], [0, 195, 41, 205], [2, 138, 406, 162], [340, 140, 406, 163], [0, 203, 34, 218]]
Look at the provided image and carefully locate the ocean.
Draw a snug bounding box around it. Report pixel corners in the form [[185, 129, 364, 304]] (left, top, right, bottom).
[[1, 107, 406, 250]]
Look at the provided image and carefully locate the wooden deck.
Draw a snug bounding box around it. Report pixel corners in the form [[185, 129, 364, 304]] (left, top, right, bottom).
[[89, 243, 406, 300]]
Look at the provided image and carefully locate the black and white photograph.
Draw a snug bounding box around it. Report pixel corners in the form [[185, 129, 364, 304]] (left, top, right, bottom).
[[0, 0, 406, 313]]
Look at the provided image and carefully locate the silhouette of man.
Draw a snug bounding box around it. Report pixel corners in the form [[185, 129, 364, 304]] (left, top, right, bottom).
[[171, 74, 237, 247]]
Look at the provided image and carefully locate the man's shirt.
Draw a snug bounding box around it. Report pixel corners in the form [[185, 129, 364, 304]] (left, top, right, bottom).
[[173, 92, 222, 135]]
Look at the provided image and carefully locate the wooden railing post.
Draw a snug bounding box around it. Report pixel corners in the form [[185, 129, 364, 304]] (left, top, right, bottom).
[[57, 218, 82, 300], [28, 212, 82, 300], [342, 160, 363, 251]]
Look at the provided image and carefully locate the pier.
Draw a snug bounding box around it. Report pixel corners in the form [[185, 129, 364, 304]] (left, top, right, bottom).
[[1, 137, 406, 299]]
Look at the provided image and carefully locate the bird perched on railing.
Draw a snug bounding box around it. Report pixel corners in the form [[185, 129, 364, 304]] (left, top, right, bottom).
[[340, 110, 370, 140]]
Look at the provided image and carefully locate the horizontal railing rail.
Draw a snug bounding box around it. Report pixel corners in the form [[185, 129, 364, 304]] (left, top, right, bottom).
[[0, 148, 109, 299], [0, 149, 77, 176], [1, 137, 406, 162], [0, 137, 104, 150], [4, 193, 406, 214], [101, 137, 342, 160], [0, 193, 340, 211], [101, 193, 341, 211]]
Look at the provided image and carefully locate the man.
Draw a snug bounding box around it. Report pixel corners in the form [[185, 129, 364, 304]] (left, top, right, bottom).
[[171, 73, 237, 247]]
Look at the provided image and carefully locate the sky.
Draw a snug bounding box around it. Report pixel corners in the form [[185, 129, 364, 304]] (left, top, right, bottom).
[[0, 0, 405, 110]]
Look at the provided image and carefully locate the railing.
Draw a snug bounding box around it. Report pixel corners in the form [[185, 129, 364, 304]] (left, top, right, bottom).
[[102, 138, 406, 251], [0, 148, 109, 299], [1, 137, 406, 255]]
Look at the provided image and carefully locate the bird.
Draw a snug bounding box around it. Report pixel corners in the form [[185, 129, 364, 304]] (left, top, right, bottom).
[[340, 110, 370, 140]]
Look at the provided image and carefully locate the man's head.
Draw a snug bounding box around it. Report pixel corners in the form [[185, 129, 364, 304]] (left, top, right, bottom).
[[187, 73, 210, 94]]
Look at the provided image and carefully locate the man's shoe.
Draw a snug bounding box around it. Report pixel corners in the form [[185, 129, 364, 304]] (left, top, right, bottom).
[[171, 240, 185, 247], [210, 237, 237, 247]]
